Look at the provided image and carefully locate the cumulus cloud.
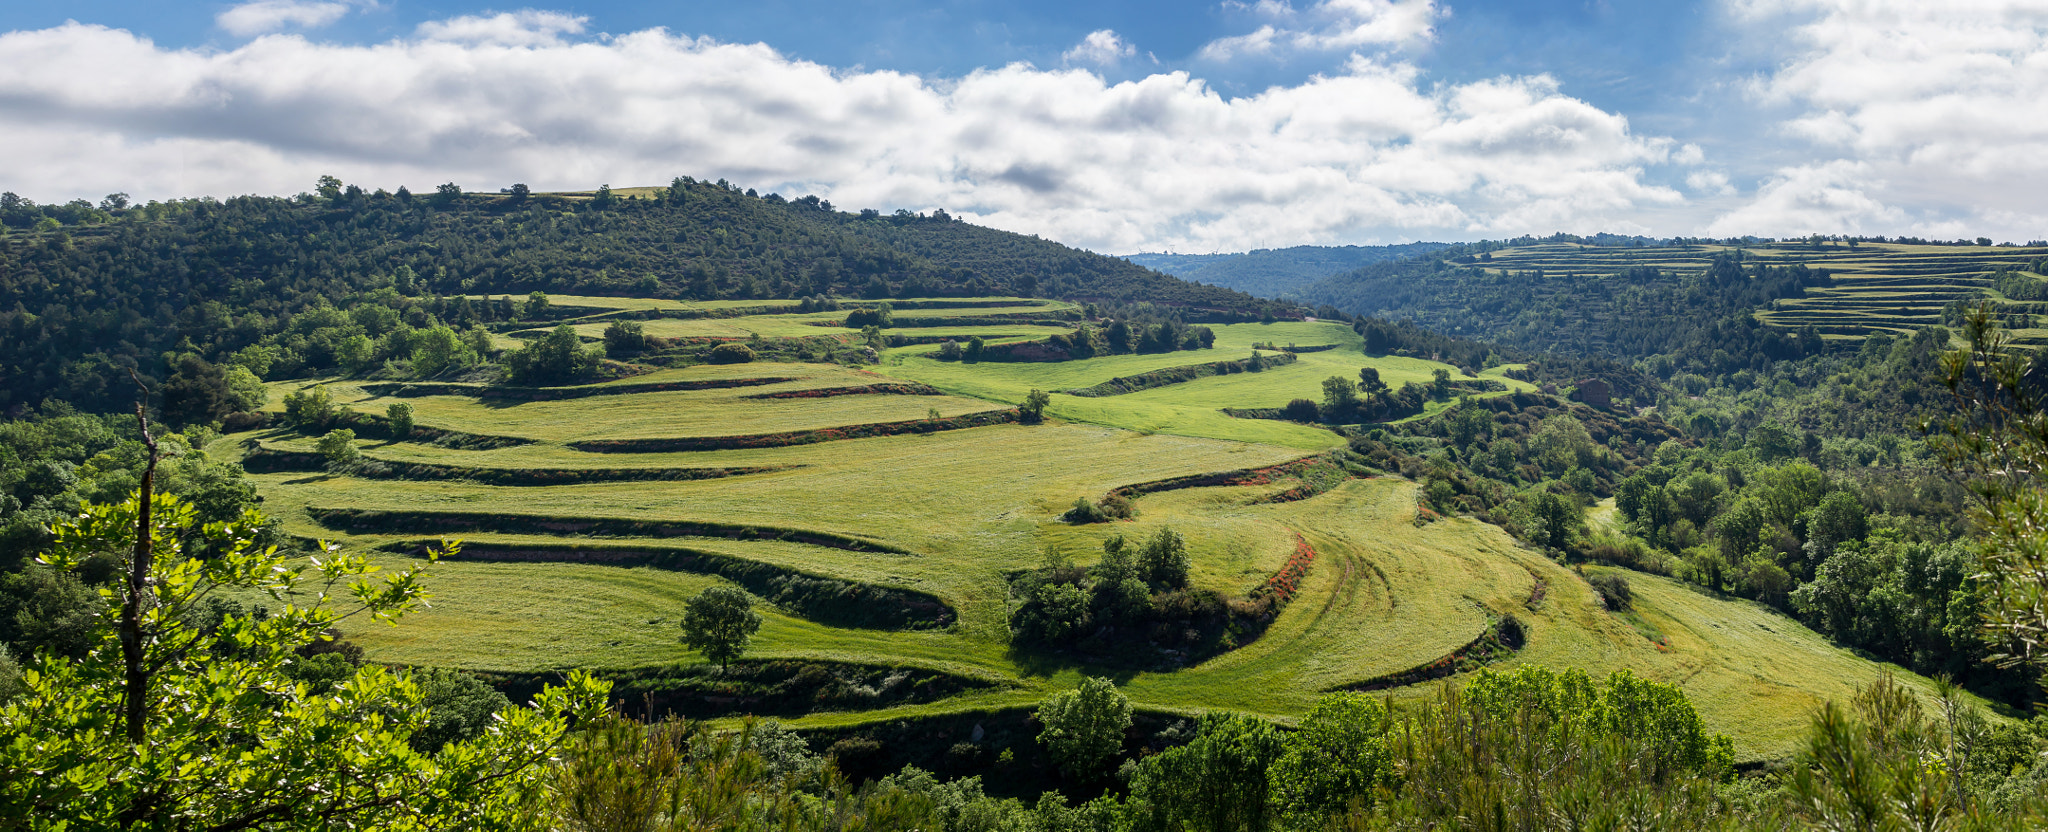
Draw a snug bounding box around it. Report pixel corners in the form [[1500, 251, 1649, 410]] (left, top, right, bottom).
[[415, 11, 587, 46], [1705, 160, 1903, 235], [216, 0, 356, 37], [1199, 0, 1440, 61], [1710, 0, 2048, 239], [1062, 30, 1137, 67], [0, 19, 1685, 252], [1686, 170, 1734, 196]]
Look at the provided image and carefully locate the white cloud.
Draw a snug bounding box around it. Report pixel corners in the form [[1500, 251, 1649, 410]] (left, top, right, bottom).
[[0, 19, 1685, 252], [1062, 30, 1136, 67], [1199, 0, 1440, 61], [415, 11, 587, 46], [1705, 161, 1903, 236], [1710, 0, 2048, 239], [1686, 170, 1734, 196], [216, 0, 355, 37]]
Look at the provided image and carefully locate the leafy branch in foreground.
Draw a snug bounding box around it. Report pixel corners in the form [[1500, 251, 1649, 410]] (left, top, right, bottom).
[[1932, 302, 2048, 671], [0, 408, 606, 830]]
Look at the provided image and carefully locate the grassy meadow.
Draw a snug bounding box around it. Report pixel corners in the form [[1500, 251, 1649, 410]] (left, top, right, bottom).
[[234, 297, 1982, 762]]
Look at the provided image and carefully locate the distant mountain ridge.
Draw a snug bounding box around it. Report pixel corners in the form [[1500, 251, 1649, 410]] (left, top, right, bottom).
[[1122, 243, 1450, 299]]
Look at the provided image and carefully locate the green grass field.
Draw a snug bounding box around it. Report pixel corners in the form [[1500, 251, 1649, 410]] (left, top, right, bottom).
[[233, 297, 1981, 761]]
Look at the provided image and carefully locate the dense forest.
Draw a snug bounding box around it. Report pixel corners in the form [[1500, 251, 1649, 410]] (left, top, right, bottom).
[[1298, 244, 1829, 366], [0, 180, 1282, 413]]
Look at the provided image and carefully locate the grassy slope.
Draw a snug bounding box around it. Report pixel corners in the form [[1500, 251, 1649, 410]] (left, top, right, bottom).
[[241, 298, 1975, 762], [877, 320, 1534, 450]]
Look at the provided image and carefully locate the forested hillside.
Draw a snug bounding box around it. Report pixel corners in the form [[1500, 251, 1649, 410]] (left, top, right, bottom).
[[1299, 236, 2048, 362], [0, 179, 1280, 413], [1124, 242, 1448, 298]]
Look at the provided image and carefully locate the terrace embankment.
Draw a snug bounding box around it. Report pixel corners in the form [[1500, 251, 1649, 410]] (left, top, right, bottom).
[[1062, 352, 1298, 397], [243, 445, 794, 486], [567, 408, 1019, 452], [479, 659, 1002, 721]]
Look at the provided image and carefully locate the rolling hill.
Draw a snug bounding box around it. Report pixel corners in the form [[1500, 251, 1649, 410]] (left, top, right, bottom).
[[1296, 238, 2048, 359], [0, 181, 1285, 412], [222, 296, 1979, 763]]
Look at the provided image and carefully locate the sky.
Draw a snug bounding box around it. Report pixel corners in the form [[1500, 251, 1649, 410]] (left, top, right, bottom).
[[0, 1, 2044, 253]]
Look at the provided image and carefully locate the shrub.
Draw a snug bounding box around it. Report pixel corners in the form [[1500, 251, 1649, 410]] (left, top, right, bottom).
[[707, 343, 755, 364], [1590, 572, 1633, 610], [316, 429, 358, 464], [603, 321, 648, 356], [1063, 493, 1135, 524], [386, 403, 414, 439], [1283, 398, 1320, 422], [938, 340, 964, 361], [1099, 492, 1135, 520], [844, 304, 893, 328], [282, 385, 336, 429], [1063, 497, 1110, 524]]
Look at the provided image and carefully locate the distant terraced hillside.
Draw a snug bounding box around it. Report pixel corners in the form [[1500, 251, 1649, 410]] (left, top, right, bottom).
[[1300, 239, 2048, 358], [1485, 241, 2048, 343]]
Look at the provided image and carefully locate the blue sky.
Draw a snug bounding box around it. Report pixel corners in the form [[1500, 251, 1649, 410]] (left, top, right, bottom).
[[0, 1, 2042, 252]]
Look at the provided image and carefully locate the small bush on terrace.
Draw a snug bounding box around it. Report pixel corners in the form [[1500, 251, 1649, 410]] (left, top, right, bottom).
[[1063, 493, 1135, 524], [708, 343, 756, 364]]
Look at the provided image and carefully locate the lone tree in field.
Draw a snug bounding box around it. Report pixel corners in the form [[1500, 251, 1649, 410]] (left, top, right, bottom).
[[1020, 388, 1052, 424], [1036, 676, 1131, 783], [680, 586, 761, 671]]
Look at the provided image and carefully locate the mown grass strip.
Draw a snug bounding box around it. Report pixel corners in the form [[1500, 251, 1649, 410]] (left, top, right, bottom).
[[362, 377, 797, 400], [741, 382, 944, 399], [567, 408, 1020, 453], [309, 507, 914, 555], [1340, 614, 1527, 692], [1063, 353, 1298, 397], [377, 538, 955, 630]]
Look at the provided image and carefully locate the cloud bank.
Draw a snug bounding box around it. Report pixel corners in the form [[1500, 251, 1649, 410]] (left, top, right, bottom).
[[1708, 0, 2048, 239], [0, 11, 1693, 253], [215, 1, 358, 37]]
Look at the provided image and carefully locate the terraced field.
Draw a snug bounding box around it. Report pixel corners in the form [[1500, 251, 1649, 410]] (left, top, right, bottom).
[[1479, 240, 2048, 344], [233, 297, 1983, 761]]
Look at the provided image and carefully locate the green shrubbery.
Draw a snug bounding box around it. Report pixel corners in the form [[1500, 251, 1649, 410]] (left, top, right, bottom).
[[709, 342, 757, 364], [1008, 529, 1222, 659]]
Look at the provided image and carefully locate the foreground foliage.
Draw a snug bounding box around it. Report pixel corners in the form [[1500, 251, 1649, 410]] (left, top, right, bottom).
[[0, 480, 605, 829]]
